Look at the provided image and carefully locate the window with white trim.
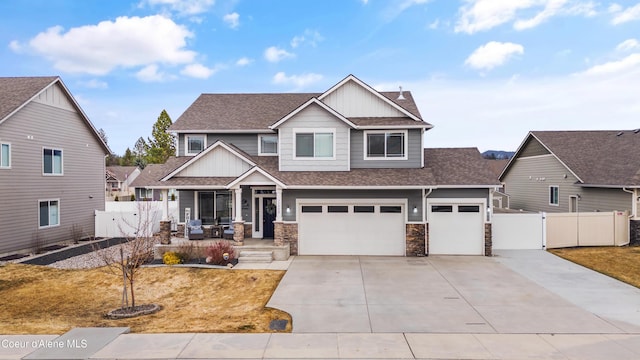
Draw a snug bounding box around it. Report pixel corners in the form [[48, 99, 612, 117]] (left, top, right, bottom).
[[39, 199, 60, 228], [549, 186, 559, 206], [43, 148, 63, 175], [258, 134, 278, 156], [364, 130, 407, 160], [294, 130, 334, 159], [0, 143, 10, 168], [185, 135, 206, 156]]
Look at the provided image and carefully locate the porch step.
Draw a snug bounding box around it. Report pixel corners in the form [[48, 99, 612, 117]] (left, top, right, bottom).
[[238, 250, 273, 264]]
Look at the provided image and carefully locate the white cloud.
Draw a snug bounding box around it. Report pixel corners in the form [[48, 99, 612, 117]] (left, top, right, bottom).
[[235, 57, 253, 66], [580, 53, 640, 76], [180, 63, 221, 79], [428, 19, 440, 29], [223, 12, 240, 29], [382, 0, 431, 22], [456, 0, 598, 34], [616, 38, 640, 52], [8, 40, 22, 53], [290, 29, 324, 48], [136, 64, 169, 82], [77, 79, 108, 89], [465, 41, 524, 71], [14, 15, 196, 75], [611, 3, 640, 25], [264, 46, 295, 63], [140, 0, 214, 16], [272, 72, 323, 88]]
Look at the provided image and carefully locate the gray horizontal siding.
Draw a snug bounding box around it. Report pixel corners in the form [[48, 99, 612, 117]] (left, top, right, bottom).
[[350, 129, 422, 168], [282, 189, 423, 222], [0, 101, 106, 255], [178, 134, 260, 156], [428, 188, 490, 203]]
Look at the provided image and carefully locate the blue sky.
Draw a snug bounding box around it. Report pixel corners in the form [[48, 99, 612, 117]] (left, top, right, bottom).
[[1, 0, 639, 155]]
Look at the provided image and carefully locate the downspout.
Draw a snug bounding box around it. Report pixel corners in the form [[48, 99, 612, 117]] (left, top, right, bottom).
[[423, 188, 433, 223], [622, 187, 637, 246]]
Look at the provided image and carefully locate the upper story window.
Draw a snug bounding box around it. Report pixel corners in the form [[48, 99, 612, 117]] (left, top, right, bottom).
[[549, 186, 559, 206], [0, 143, 10, 168], [43, 148, 63, 175], [294, 129, 335, 159], [364, 130, 407, 160], [186, 135, 206, 156], [39, 199, 60, 228], [258, 134, 278, 156]]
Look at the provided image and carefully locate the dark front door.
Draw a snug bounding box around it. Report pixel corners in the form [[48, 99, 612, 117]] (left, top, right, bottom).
[[263, 197, 276, 238]]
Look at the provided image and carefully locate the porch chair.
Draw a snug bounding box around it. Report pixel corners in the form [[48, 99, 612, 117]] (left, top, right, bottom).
[[220, 217, 234, 239], [187, 219, 204, 240]]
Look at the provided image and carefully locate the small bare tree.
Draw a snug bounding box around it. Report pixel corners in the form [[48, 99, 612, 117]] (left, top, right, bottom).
[[96, 201, 159, 310]]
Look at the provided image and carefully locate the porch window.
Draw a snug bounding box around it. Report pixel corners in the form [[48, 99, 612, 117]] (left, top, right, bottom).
[[43, 148, 63, 175], [1, 143, 10, 168], [364, 130, 407, 160], [198, 191, 232, 225], [294, 130, 334, 159], [39, 199, 59, 228], [549, 186, 559, 206], [258, 134, 278, 156], [186, 135, 206, 156]]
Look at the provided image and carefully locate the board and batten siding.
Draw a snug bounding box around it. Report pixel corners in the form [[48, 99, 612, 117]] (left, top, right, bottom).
[[278, 104, 349, 171], [322, 80, 405, 117], [350, 129, 422, 168], [176, 146, 252, 177], [0, 97, 106, 255], [503, 155, 632, 213], [178, 134, 261, 156]]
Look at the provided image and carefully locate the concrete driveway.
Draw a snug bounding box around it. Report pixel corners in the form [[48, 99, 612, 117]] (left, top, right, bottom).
[[267, 252, 640, 333]]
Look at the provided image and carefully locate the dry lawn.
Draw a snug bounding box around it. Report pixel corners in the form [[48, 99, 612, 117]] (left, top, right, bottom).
[[550, 246, 640, 289], [0, 264, 291, 334]]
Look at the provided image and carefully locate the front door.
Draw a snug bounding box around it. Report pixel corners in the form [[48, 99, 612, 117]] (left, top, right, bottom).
[[262, 197, 276, 238]]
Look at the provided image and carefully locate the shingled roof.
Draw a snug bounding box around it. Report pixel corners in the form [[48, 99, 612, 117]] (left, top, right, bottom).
[[504, 130, 640, 187], [0, 76, 58, 123]]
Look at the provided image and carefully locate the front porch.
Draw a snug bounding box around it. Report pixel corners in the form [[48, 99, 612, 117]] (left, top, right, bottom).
[[153, 236, 290, 262]]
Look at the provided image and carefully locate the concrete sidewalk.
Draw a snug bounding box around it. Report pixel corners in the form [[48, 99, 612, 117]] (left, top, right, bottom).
[[3, 330, 640, 359]]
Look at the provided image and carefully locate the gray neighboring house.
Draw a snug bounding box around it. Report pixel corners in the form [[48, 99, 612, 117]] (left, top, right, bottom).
[[132, 74, 500, 256], [106, 165, 141, 200], [499, 130, 640, 221], [0, 77, 110, 255]]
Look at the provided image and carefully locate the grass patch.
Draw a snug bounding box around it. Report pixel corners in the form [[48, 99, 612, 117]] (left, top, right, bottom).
[[549, 246, 640, 289], [0, 264, 291, 334]]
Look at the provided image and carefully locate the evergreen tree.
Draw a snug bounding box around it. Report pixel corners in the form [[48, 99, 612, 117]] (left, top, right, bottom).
[[134, 137, 148, 169], [120, 148, 135, 166], [146, 110, 176, 164]]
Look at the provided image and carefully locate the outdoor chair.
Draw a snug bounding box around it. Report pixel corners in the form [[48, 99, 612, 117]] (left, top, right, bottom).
[[187, 219, 204, 240]]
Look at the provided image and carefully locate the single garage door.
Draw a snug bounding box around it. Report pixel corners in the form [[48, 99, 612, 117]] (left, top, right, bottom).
[[428, 203, 484, 255], [298, 201, 405, 255]]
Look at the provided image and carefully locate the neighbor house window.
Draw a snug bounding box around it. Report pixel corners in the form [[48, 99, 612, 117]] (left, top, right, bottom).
[[0, 143, 10, 168], [186, 135, 206, 156], [39, 200, 59, 228], [364, 130, 407, 160], [294, 129, 334, 159], [258, 134, 278, 156], [549, 186, 559, 206], [43, 148, 62, 175]]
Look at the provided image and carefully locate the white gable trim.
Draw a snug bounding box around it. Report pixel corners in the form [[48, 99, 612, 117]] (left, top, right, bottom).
[[161, 140, 256, 181], [270, 98, 356, 129], [318, 74, 422, 122], [227, 166, 287, 189]]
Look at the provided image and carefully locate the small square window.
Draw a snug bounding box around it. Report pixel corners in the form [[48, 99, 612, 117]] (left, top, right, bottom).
[[186, 135, 206, 155], [39, 200, 59, 228], [259, 135, 278, 156], [43, 148, 62, 175]]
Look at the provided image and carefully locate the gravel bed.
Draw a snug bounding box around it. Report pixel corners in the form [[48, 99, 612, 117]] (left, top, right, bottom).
[[48, 238, 159, 270]]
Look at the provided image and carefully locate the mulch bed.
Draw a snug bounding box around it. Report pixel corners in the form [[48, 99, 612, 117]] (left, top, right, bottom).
[[106, 304, 162, 319]]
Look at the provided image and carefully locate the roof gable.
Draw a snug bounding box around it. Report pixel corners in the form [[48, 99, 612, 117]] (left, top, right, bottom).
[[162, 141, 255, 180], [270, 98, 355, 129]]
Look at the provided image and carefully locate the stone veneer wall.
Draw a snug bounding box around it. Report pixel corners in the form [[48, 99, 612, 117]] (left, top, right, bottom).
[[244, 223, 252, 238], [484, 223, 492, 257], [233, 222, 245, 244], [159, 221, 171, 244], [405, 223, 425, 256], [631, 220, 640, 246], [275, 222, 299, 255]]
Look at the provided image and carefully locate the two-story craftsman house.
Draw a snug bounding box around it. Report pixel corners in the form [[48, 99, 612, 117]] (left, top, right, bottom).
[[133, 75, 499, 256]]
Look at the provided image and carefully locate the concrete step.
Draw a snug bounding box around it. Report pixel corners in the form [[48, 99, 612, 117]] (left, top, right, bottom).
[[238, 250, 273, 264]]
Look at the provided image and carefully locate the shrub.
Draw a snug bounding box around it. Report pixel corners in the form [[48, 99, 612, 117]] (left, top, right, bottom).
[[205, 241, 236, 265], [162, 251, 182, 265], [114, 195, 119, 201], [130, 194, 135, 201], [176, 242, 197, 263]]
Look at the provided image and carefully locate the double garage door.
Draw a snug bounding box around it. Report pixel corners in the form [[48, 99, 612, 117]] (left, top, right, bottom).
[[298, 200, 406, 256], [297, 199, 485, 256]]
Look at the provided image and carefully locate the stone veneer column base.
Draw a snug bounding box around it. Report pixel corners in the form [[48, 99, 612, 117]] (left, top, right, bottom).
[[159, 221, 171, 244], [406, 223, 426, 257], [233, 222, 245, 245], [484, 223, 492, 257], [274, 222, 298, 255]]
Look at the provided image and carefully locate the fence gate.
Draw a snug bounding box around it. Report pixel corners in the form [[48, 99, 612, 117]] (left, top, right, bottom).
[[492, 213, 544, 250]]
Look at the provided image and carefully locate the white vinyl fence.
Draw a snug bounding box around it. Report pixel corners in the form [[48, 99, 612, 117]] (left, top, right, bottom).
[[96, 201, 179, 237], [492, 213, 544, 250]]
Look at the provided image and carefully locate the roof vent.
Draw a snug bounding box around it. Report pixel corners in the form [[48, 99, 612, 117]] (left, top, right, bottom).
[[617, 131, 624, 136], [397, 86, 406, 100], [634, 128, 640, 134]]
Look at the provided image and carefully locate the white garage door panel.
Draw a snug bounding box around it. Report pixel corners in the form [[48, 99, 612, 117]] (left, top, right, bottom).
[[429, 204, 484, 255], [299, 203, 405, 256]]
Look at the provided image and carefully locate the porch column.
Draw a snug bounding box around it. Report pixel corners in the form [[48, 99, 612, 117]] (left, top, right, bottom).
[[161, 189, 169, 221], [275, 187, 283, 222], [234, 187, 243, 222]]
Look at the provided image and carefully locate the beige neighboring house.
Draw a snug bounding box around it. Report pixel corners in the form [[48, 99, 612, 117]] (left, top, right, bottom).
[[0, 76, 110, 255], [132, 74, 501, 256], [106, 165, 141, 200]]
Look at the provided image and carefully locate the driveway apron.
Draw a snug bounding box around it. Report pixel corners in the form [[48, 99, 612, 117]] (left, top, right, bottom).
[[267, 253, 640, 334]]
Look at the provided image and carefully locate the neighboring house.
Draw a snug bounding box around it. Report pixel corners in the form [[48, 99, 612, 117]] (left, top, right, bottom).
[[0, 76, 110, 255], [499, 130, 640, 217], [486, 159, 510, 209], [106, 165, 140, 200], [132, 75, 500, 256]]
